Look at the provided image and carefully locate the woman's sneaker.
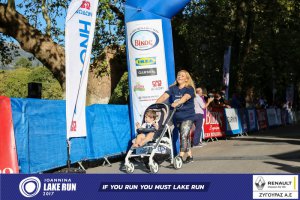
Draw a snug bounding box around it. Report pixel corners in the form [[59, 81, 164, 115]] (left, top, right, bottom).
[[184, 156, 194, 164]]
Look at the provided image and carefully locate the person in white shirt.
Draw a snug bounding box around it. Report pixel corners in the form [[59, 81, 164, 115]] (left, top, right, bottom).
[[193, 87, 213, 147]]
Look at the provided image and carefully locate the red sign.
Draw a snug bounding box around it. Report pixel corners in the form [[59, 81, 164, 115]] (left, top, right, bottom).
[[71, 120, 77, 132], [81, 1, 91, 10], [0, 96, 19, 173], [204, 107, 226, 139], [152, 80, 162, 87], [256, 109, 268, 129]]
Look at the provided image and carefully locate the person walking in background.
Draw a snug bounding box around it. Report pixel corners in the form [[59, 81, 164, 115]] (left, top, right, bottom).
[[245, 87, 255, 108], [156, 70, 196, 164], [193, 87, 214, 147], [284, 101, 294, 124]]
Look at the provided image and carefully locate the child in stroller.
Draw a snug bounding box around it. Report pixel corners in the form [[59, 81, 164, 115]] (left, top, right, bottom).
[[124, 103, 183, 173], [132, 110, 159, 148]]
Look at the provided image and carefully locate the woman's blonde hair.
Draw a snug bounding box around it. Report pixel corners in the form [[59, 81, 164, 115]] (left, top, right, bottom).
[[171, 70, 196, 95]]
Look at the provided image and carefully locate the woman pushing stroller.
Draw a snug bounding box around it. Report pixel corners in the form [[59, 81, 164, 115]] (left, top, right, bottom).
[[156, 70, 196, 164], [124, 69, 195, 173]]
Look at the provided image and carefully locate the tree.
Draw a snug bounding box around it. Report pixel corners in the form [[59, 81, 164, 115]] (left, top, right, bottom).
[[1, 0, 300, 107], [0, 67, 30, 97], [173, 0, 300, 106], [173, 0, 234, 90], [0, 36, 20, 69], [14, 57, 32, 68], [0, 0, 66, 86], [0, 0, 127, 103]]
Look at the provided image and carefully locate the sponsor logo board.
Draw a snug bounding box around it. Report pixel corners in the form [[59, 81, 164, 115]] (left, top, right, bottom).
[[137, 68, 157, 77], [131, 30, 159, 51], [126, 19, 168, 128], [135, 57, 156, 66], [134, 82, 145, 92], [253, 175, 298, 199]]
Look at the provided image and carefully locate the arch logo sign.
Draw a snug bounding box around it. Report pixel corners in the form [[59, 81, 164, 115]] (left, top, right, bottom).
[[126, 19, 168, 126]]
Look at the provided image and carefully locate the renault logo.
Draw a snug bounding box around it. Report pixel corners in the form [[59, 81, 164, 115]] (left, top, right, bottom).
[[255, 176, 266, 190]]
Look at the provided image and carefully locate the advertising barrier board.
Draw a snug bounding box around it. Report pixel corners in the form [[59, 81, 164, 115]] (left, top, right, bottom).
[[266, 108, 279, 127], [204, 108, 226, 139], [247, 109, 258, 132], [256, 109, 268, 130], [224, 108, 242, 135], [238, 109, 248, 133]]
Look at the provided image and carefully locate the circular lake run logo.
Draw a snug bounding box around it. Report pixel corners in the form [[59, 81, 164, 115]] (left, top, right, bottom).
[[19, 177, 41, 197]]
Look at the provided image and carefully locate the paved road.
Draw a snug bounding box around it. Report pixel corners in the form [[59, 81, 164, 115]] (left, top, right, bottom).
[[86, 124, 300, 174]]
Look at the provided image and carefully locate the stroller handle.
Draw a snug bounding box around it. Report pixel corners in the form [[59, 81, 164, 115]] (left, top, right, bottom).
[[136, 127, 156, 134], [168, 106, 177, 121]]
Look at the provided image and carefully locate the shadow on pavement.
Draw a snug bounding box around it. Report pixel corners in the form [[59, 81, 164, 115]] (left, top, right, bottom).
[[264, 161, 299, 173]]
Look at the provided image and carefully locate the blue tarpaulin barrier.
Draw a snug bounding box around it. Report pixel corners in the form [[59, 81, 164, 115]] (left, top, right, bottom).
[[10, 98, 290, 173], [11, 98, 131, 173], [85, 104, 131, 159]]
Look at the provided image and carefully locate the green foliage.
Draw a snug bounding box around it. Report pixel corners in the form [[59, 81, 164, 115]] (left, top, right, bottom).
[[28, 67, 63, 99], [109, 72, 129, 104], [173, 0, 233, 90], [0, 34, 20, 67], [93, 0, 125, 59], [92, 51, 110, 78], [0, 67, 63, 99], [0, 68, 30, 97], [2, 0, 124, 66], [14, 57, 32, 68], [173, 0, 300, 105]]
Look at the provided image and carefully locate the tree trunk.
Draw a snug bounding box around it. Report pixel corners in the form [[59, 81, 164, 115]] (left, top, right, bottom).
[[230, 0, 247, 93], [87, 46, 127, 104], [240, 1, 254, 64]]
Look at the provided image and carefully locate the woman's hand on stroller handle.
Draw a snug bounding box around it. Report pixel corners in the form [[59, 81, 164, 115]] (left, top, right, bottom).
[[171, 102, 179, 108], [171, 100, 181, 109]]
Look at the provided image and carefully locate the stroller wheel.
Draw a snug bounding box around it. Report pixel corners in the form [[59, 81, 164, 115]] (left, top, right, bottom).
[[173, 156, 183, 169], [149, 161, 159, 174], [125, 162, 135, 173]]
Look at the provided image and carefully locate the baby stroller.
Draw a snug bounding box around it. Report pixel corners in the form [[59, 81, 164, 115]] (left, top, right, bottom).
[[124, 103, 183, 173]]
